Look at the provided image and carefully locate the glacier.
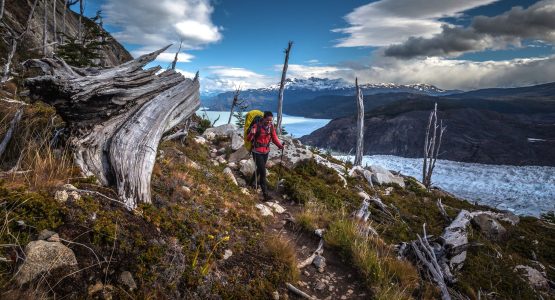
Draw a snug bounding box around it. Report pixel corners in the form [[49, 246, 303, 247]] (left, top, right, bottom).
[[336, 155, 555, 217]]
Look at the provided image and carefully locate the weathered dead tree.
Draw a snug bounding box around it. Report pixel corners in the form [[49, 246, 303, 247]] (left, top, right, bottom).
[[42, 0, 48, 56], [227, 87, 242, 124], [276, 41, 292, 136], [422, 103, 446, 189], [354, 77, 364, 166], [0, 0, 5, 21], [0, 0, 40, 83], [52, 0, 56, 50], [24, 45, 200, 209], [78, 0, 83, 43]]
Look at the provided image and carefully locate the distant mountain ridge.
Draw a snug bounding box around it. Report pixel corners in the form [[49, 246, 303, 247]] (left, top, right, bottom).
[[202, 77, 460, 112]]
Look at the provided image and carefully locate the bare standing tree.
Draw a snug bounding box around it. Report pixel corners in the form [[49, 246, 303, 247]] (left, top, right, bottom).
[[52, 0, 56, 50], [422, 103, 446, 189], [43, 0, 48, 56], [228, 87, 242, 124], [276, 41, 292, 135], [78, 0, 83, 43], [0, 0, 40, 82], [354, 77, 364, 166]]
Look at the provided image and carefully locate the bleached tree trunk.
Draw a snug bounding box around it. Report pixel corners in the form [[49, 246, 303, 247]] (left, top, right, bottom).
[[276, 41, 292, 135], [228, 87, 241, 124], [24, 46, 201, 209], [354, 77, 364, 166], [78, 0, 83, 43], [52, 0, 56, 49], [0, 108, 23, 159], [61, 0, 67, 44], [0, 0, 5, 21], [43, 0, 48, 56], [422, 103, 446, 188]]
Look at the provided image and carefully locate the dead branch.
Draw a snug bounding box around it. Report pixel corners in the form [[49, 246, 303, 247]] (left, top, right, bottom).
[[437, 198, 451, 222], [297, 238, 324, 269], [0, 107, 23, 159], [422, 103, 446, 189], [286, 282, 315, 300]]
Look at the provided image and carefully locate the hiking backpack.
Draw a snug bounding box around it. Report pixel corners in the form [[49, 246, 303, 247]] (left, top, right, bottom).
[[243, 110, 264, 151]]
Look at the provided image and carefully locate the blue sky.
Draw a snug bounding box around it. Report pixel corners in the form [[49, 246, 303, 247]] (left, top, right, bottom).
[[79, 0, 555, 93]]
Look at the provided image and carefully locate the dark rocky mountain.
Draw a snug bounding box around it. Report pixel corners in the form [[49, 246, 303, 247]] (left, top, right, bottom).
[[301, 99, 555, 166], [1, 0, 132, 68], [202, 77, 458, 112]]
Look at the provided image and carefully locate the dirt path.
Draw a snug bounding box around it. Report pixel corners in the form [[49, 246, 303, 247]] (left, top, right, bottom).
[[261, 190, 369, 300]]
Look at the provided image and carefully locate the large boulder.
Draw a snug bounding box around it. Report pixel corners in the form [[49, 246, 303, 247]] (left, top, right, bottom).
[[223, 167, 238, 185], [228, 147, 251, 163], [203, 124, 236, 138], [16, 240, 78, 285], [514, 265, 549, 290], [471, 214, 507, 241], [368, 165, 405, 188], [231, 131, 244, 151]]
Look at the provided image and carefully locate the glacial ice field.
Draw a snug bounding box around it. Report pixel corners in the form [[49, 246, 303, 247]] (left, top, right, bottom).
[[337, 155, 555, 217]]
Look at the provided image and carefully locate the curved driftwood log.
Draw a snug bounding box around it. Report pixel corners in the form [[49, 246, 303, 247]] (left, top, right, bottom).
[[23, 46, 200, 209]]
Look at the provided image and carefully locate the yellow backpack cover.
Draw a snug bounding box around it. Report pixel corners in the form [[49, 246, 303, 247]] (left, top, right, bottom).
[[243, 110, 264, 151]]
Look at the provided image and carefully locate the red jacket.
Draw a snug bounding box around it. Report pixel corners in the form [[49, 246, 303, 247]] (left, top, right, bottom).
[[247, 122, 283, 154]]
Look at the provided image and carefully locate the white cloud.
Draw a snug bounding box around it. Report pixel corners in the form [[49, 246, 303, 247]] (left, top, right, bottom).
[[281, 64, 350, 79], [102, 0, 222, 53], [284, 56, 555, 91], [333, 0, 498, 47], [199, 66, 276, 94]]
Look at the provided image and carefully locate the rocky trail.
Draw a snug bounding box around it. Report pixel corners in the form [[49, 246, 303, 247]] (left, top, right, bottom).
[[260, 189, 368, 300]]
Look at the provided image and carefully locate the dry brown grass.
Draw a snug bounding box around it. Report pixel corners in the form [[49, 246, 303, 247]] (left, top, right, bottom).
[[1, 102, 77, 190], [262, 235, 300, 283]]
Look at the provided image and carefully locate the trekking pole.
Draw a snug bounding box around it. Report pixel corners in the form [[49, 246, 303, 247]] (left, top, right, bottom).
[[275, 144, 285, 192]]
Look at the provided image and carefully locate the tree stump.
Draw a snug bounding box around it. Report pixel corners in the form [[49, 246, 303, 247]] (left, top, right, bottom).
[[23, 45, 200, 209]]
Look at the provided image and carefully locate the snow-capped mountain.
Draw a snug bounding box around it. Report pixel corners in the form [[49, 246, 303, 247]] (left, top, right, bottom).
[[202, 77, 459, 112]]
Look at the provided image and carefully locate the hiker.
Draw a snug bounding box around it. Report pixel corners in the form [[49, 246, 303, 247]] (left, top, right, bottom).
[[246, 111, 285, 200]]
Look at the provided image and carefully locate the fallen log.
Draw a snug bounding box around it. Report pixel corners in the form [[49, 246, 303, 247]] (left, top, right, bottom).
[[23, 46, 200, 209]]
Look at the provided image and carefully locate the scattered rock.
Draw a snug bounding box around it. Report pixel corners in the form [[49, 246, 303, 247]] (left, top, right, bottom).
[[185, 158, 201, 170], [223, 249, 233, 260], [236, 177, 247, 187], [54, 190, 68, 203], [67, 190, 81, 201], [204, 131, 216, 140], [240, 159, 256, 178], [303, 270, 310, 276], [255, 204, 274, 217], [37, 229, 56, 241], [223, 167, 238, 185], [119, 271, 137, 291], [227, 162, 237, 169], [240, 187, 249, 195], [228, 147, 251, 163], [217, 147, 227, 154], [231, 133, 244, 151], [315, 281, 326, 291], [472, 214, 507, 241], [265, 202, 286, 214], [61, 183, 77, 190], [210, 152, 217, 158], [368, 165, 406, 188], [272, 291, 280, 300], [384, 186, 394, 196], [314, 229, 325, 237], [47, 233, 61, 242], [514, 265, 549, 290], [328, 286, 334, 292], [193, 136, 207, 145], [88, 282, 114, 299], [16, 240, 78, 285], [217, 155, 227, 164], [313, 255, 326, 272]]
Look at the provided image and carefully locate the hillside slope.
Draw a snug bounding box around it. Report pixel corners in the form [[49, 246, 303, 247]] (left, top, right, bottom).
[[0, 0, 132, 68], [301, 101, 555, 166]]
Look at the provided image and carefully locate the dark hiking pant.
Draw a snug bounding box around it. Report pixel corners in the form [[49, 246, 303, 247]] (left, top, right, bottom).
[[251, 152, 269, 196]]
